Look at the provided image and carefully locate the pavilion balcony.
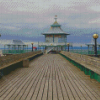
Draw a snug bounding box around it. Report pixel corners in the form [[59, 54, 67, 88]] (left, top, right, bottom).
[[39, 42, 72, 46]]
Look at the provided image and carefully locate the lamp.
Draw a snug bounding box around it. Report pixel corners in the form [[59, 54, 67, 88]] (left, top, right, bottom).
[[31, 43, 34, 52], [93, 34, 98, 57], [67, 43, 69, 52]]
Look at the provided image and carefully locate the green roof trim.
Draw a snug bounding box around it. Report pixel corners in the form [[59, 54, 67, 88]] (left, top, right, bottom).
[[51, 21, 61, 27], [51, 24, 61, 27]]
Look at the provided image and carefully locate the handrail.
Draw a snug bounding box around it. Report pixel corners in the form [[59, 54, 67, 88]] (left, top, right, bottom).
[[0, 51, 42, 70]]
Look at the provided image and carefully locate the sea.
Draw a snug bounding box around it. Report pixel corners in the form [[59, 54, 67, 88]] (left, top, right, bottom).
[[0, 46, 88, 50]]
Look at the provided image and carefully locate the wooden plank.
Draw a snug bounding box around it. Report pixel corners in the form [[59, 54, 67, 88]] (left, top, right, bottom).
[[0, 52, 42, 70], [48, 61, 53, 100], [58, 70, 75, 100], [47, 80, 53, 100], [20, 71, 42, 100], [61, 56, 98, 100], [0, 68, 24, 88], [64, 69, 89, 100], [0, 54, 100, 100], [55, 69, 63, 100], [1, 68, 34, 99], [11, 66, 41, 100], [41, 64, 49, 100], [36, 78, 45, 100], [25, 66, 47, 100], [41, 80, 48, 100], [60, 51, 100, 74], [56, 67, 69, 100], [0, 69, 30, 98]]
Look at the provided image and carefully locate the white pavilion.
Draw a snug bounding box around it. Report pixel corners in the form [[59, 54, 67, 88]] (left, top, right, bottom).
[[39, 16, 70, 53], [3, 40, 28, 55]]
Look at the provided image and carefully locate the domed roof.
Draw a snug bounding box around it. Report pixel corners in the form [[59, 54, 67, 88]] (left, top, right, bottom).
[[42, 16, 69, 35], [5, 40, 25, 46], [51, 21, 61, 27]]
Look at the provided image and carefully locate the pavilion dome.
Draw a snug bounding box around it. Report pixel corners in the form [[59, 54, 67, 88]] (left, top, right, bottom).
[[42, 16, 69, 35], [51, 21, 61, 27]]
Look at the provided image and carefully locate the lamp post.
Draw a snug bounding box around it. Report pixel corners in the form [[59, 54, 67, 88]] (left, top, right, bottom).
[[87, 45, 89, 54], [38, 34, 39, 50], [40, 45, 41, 50], [81, 45, 82, 54], [67, 43, 69, 52], [27, 45, 28, 52], [0, 34, 1, 50], [93, 34, 98, 57], [31, 43, 33, 52]]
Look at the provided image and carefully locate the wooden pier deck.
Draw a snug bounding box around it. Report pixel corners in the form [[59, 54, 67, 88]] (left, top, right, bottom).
[[0, 54, 100, 100]]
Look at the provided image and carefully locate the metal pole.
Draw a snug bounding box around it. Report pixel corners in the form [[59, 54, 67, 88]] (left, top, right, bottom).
[[4, 45, 5, 55], [68, 45, 69, 52], [32, 44, 33, 52], [27, 45, 28, 52], [94, 38, 97, 57], [81, 46, 82, 54], [88, 45, 89, 54], [38, 34, 39, 50]]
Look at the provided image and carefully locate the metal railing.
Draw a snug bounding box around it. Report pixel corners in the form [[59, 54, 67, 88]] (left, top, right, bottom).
[[39, 42, 73, 46], [69, 49, 100, 55], [2, 50, 32, 54]]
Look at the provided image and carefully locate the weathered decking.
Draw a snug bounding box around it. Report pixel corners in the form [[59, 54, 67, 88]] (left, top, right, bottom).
[[0, 54, 100, 100]]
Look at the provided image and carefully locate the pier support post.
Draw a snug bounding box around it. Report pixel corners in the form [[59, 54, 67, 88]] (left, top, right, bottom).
[[23, 59, 29, 68]]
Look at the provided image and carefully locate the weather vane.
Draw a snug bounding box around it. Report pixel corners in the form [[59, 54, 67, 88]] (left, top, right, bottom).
[[54, 15, 57, 21]]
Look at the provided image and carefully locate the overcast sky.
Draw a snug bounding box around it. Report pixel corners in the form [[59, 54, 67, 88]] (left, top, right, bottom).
[[0, 0, 100, 47]]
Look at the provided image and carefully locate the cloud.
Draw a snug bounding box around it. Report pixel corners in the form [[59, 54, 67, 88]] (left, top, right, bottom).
[[0, 0, 100, 44], [1, 26, 20, 30], [0, 0, 99, 27], [90, 5, 100, 12], [89, 18, 100, 24]]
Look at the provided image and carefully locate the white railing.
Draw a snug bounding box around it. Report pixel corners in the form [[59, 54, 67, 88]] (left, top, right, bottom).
[[39, 42, 66, 46], [46, 47, 54, 54], [39, 42, 73, 46]]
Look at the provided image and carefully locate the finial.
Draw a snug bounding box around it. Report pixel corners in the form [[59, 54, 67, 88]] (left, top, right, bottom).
[[54, 15, 57, 21]]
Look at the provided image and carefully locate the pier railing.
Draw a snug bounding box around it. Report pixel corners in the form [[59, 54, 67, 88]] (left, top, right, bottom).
[[0, 51, 43, 77], [39, 42, 65, 46], [0, 51, 42, 69], [60, 51, 100, 82], [69, 49, 100, 55], [2, 49, 32, 54], [39, 42, 73, 46]]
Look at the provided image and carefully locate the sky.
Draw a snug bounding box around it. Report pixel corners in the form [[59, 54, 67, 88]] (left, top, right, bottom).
[[0, 0, 100, 47]]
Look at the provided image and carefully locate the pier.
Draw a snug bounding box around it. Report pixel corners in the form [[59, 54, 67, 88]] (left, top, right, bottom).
[[0, 51, 42, 77], [0, 53, 100, 100], [0, 1, 100, 99]]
